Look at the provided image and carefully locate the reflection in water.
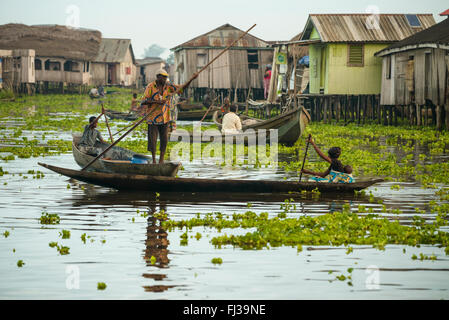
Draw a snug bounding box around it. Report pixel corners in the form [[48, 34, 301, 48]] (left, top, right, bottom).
[[144, 202, 169, 268], [142, 202, 176, 293]]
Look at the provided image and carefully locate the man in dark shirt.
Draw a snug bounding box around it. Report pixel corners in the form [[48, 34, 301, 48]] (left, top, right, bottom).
[[78, 116, 106, 156]]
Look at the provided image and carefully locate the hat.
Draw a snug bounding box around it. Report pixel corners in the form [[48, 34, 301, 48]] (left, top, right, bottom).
[[156, 69, 169, 77]]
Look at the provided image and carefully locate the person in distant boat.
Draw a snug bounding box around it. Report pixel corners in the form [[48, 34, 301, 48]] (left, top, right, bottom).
[[139, 68, 197, 164], [263, 65, 272, 100], [221, 104, 242, 134], [300, 135, 353, 183], [89, 87, 99, 99], [78, 116, 106, 156], [98, 84, 105, 97], [130, 93, 139, 113]]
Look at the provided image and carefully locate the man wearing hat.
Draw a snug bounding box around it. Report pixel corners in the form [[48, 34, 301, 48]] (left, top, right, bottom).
[[139, 68, 197, 164]]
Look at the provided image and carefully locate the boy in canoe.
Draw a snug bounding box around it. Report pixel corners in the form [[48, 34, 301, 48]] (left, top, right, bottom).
[[78, 116, 106, 156], [300, 135, 354, 183]]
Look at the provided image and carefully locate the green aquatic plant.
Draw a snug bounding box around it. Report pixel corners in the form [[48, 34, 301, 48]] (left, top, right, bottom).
[[17, 260, 25, 268], [97, 282, 107, 290], [40, 212, 60, 225], [163, 207, 449, 253], [49, 241, 58, 248], [59, 230, 70, 239], [211, 257, 223, 265], [3, 230, 10, 238]]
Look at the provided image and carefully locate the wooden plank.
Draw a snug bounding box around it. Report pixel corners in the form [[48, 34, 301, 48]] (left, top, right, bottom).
[[414, 50, 426, 105]]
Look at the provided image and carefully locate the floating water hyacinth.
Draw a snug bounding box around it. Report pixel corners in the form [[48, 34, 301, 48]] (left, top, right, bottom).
[[211, 257, 223, 265], [40, 212, 60, 225], [97, 282, 107, 290]]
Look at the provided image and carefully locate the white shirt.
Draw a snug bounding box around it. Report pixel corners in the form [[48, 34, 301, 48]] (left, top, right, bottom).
[[221, 112, 242, 134]]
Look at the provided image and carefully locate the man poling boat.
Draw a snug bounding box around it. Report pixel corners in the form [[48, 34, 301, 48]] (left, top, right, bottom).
[[138, 68, 198, 164]]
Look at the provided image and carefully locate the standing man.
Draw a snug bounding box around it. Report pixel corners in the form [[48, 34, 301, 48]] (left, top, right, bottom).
[[139, 68, 197, 164]]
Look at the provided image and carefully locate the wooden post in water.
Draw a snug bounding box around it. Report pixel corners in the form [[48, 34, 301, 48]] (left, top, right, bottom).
[[436, 105, 442, 130], [323, 97, 328, 123], [416, 104, 421, 126]]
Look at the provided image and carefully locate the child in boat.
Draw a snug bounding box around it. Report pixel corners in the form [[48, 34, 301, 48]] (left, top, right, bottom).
[[130, 93, 139, 113], [300, 136, 354, 183], [78, 116, 106, 156]]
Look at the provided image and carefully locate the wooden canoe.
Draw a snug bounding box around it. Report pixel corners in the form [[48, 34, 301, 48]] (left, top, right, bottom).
[[104, 108, 218, 122], [72, 134, 181, 177], [38, 162, 383, 193], [104, 109, 139, 121], [170, 107, 311, 146]]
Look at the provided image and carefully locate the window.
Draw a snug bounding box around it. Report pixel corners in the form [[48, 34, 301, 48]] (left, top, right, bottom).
[[13, 57, 21, 69], [64, 61, 80, 72], [247, 50, 259, 69], [45, 60, 61, 71], [386, 55, 392, 79], [35, 59, 42, 70], [405, 14, 422, 28], [197, 53, 207, 70], [347, 44, 364, 67]]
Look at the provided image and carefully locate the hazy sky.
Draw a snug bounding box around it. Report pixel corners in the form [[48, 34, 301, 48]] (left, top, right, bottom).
[[1, 0, 447, 59]]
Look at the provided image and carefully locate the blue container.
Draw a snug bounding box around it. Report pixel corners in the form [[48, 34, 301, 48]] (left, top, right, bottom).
[[131, 155, 148, 164]]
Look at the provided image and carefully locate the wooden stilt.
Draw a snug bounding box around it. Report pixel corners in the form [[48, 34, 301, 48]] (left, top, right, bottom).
[[436, 105, 442, 130]]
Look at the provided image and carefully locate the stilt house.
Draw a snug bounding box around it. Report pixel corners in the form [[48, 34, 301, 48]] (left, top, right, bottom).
[[171, 24, 274, 100], [375, 12, 449, 129], [299, 14, 436, 95]]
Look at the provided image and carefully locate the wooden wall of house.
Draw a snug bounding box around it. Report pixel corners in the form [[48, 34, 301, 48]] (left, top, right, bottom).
[[118, 48, 136, 86], [174, 48, 272, 90], [141, 62, 165, 85], [379, 48, 449, 129], [381, 48, 448, 107], [90, 62, 107, 86]]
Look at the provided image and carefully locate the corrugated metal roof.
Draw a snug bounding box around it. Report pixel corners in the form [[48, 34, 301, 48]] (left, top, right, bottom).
[[376, 17, 449, 55], [301, 14, 436, 43], [94, 38, 135, 63], [171, 24, 269, 50], [136, 57, 164, 66]]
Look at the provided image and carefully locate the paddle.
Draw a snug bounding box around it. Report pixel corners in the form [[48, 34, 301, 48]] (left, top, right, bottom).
[[101, 104, 114, 143], [299, 134, 312, 182], [198, 96, 218, 124]]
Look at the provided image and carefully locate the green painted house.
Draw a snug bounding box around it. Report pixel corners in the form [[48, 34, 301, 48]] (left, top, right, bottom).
[[300, 14, 436, 95]]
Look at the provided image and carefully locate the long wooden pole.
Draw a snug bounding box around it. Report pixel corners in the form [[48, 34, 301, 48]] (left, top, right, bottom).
[[299, 134, 312, 182], [81, 24, 257, 171], [199, 96, 218, 123], [102, 104, 114, 143]]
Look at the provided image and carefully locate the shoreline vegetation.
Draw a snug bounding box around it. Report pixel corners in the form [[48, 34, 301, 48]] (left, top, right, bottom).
[[1, 89, 449, 258]]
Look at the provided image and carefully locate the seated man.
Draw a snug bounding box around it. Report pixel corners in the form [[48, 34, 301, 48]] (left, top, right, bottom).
[[89, 87, 99, 99], [221, 104, 242, 134], [78, 116, 106, 156]]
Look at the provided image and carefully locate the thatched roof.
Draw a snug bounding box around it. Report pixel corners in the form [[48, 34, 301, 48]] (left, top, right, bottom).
[[0, 23, 102, 61]]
